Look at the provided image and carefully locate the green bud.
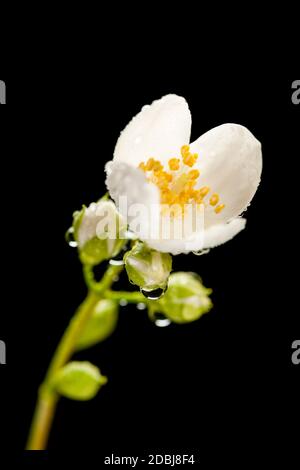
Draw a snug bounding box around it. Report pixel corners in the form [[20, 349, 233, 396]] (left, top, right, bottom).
[[73, 199, 127, 266], [156, 272, 212, 323], [124, 242, 172, 291], [76, 299, 118, 351], [52, 361, 107, 401]]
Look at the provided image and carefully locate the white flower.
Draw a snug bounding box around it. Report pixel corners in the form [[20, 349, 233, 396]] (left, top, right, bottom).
[[106, 94, 262, 255]]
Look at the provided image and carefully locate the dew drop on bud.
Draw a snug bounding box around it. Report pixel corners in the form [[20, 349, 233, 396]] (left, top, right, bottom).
[[153, 312, 171, 328], [65, 227, 78, 248], [140, 286, 167, 300], [109, 244, 128, 266], [192, 248, 210, 256], [136, 302, 147, 311], [109, 259, 125, 266]]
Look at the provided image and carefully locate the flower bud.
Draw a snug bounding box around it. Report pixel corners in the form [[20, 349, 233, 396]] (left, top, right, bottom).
[[52, 361, 107, 401], [157, 272, 212, 323], [73, 199, 127, 265], [124, 242, 172, 291], [76, 299, 118, 351]]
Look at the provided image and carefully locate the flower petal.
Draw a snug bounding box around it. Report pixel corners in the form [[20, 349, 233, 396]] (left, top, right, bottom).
[[145, 217, 246, 255], [105, 161, 160, 240], [201, 217, 246, 249], [190, 124, 262, 226], [114, 94, 192, 167]]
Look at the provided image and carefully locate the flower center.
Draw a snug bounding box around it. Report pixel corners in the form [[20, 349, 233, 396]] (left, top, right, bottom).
[[138, 145, 225, 216]]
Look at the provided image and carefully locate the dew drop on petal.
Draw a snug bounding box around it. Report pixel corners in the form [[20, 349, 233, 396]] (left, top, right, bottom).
[[192, 248, 210, 256], [140, 286, 167, 300], [65, 227, 77, 248]]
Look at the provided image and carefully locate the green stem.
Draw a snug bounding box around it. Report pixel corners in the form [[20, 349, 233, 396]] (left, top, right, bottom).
[[104, 290, 147, 304], [83, 263, 122, 293], [26, 263, 122, 450]]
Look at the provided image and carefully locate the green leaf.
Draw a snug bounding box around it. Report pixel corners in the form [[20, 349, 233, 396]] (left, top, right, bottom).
[[52, 361, 107, 401], [76, 299, 118, 351]]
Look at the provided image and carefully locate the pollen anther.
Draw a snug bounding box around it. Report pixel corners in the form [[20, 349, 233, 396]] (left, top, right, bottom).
[[168, 158, 180, 171], [138, 145, 224, 218], [209, 193, 220, 206], [199, 187, 210, 198], [215, 204, 225, 214]]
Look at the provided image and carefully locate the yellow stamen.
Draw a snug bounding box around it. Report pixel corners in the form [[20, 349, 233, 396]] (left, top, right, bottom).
[[145, 158, 155, 171], [168, 158, 180, 171], [209, 193, 219, 206], [138, 162, 146, 171], [180, 145, 190, 158], [138, 145, 224, 218], [152, 160, 163, 172], [184, 180, 197, 192], [188, 169, 200, 180], [192, 190, 203, 204], [183, 153, 198, 167], [215, 204, 225, 214], [199, 186, 210, 198]]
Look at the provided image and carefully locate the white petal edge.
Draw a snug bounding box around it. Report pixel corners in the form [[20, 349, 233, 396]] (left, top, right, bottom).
[[105, 161, 160, 240], [113, 94, 192, 167], [145, 218, 246, 255], [190, 124, 262, 226]]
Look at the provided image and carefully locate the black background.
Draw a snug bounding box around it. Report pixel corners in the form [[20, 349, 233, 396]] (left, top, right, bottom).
[[0, 67, 299, 466]]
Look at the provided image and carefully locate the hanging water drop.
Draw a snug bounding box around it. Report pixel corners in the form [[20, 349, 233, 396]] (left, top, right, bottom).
[[65, 227, 77, 248], [140, 286, 167, 300], [153, 312, 171, 328], [192, 248, 210, 256], [109, 241, 129, 266], [109, 259, 125, 266], [136, 302, 146, 311], [119, 299, 128, 307]]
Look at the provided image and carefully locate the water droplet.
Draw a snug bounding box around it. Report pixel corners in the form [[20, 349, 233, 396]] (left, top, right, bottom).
[[65, 227, 77, 248], [119, 299, 128, 307], [109, 259, 125, 266], [109, 241, 130, 265], [192, 248, 210, 256], [141, 286, 167, 300], [153, 312, 171, 328], [136, 302, 146, 311]]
